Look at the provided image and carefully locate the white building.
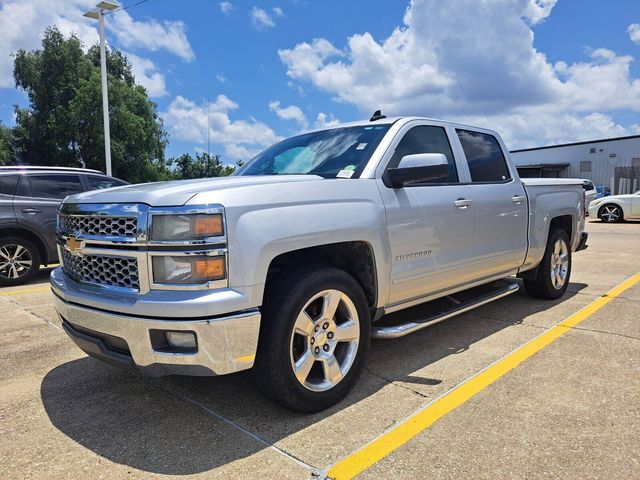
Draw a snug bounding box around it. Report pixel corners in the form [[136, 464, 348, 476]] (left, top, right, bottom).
[[511, 135, 640, 194]]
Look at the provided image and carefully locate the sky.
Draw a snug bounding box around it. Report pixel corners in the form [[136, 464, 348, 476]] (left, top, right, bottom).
[[0, 0, 639, 164]]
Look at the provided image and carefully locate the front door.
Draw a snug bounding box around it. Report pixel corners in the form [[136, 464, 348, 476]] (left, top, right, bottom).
[[376, 123, 477, 306]]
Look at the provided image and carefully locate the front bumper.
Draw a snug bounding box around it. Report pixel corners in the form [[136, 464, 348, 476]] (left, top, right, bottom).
[[588, 203, 601, 218], [53, 292, 261, 377]]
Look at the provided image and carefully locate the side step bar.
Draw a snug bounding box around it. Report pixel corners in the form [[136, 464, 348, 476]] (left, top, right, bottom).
[[372, 280, 519, 339]]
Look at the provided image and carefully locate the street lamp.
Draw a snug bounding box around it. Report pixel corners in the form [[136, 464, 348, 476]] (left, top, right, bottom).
[[84, 1, 120, 177]]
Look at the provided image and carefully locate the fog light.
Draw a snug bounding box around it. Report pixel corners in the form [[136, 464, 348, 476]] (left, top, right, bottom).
[[165, 331, 197, 349]]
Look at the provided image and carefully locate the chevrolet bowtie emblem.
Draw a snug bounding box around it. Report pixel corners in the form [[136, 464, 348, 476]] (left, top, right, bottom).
[[65, 236, 83, 253]]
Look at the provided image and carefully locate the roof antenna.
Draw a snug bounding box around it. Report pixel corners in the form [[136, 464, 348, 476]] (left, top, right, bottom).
[[370, 110, 386, 121]]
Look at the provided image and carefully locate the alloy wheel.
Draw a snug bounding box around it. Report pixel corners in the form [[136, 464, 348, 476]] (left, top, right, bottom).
[[289, 289, 360, 392], [601, 205, 620, 222], [549, 239, 569, 290], [0, 244, 33, 280]]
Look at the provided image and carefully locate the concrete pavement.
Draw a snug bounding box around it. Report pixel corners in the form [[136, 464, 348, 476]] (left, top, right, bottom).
[[0, 220, 638, 479]]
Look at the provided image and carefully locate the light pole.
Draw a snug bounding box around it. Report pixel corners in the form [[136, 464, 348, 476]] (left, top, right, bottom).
[[84, 1, 120, 177]]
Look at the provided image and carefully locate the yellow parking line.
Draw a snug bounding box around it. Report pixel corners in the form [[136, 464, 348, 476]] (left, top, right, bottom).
[[327, 272, 640, 480], [1, 286, 51, 296]]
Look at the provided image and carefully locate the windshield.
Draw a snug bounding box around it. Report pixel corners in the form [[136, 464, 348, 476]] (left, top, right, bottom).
[[235, 125, 391, 178]]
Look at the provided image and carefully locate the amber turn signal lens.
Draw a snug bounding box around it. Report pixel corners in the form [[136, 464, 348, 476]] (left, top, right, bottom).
[[192, 215, 223, 236], [194, 257, 226, 280]]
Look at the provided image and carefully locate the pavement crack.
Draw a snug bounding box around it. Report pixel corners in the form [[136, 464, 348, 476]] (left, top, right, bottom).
[[4, 297, 62, 331], [144, 377, 322, 476]]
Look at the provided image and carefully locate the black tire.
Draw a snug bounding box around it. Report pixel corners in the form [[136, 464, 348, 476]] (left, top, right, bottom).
[[523, 229, 571, 300], [0, 236, 41, 286], [598, 204, 623, 223], [254, 266, 371, 412]]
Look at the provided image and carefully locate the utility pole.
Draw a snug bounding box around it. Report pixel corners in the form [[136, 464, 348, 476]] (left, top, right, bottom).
[[84, 1, 120, 177]]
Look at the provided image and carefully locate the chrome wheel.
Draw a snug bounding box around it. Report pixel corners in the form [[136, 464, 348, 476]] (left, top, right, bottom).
[[289, 289, 360, 392], [550, 239, 569, 290], [0, 244, 33, 280], [601, 205, 620, 222]]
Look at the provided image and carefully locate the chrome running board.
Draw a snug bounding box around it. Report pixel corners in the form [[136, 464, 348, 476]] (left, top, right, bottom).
[[372, 280, 519, 339]]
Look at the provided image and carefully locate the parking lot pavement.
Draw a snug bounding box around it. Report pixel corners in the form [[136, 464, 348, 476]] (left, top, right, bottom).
[[0, 220, 638, 479]]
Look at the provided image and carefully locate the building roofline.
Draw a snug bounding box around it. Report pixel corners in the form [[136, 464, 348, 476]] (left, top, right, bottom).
[[510, 134, 640, 153]]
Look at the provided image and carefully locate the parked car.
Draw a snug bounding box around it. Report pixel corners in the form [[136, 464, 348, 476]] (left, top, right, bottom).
[[51, 115, 588, 412], [581, 180, 597, 214], [0, 166, 128, 286], [595, 185, 611, 199], [588, 190, 640, 222]]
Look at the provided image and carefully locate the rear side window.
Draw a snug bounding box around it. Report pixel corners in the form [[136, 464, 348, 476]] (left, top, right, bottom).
[[456, 129, 511, 183], [388, 126, 458, 184], [87, 176, 127, 190], [0, 175, 18, 196], [18, 174, 84, 199]]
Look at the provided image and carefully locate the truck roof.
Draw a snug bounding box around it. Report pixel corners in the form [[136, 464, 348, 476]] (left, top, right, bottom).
[[304, 116, 501, 137]]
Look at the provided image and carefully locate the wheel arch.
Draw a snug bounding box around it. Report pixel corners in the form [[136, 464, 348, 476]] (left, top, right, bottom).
[[265, 241, 379, 314], [597, 202, 624, 220], [0, 227, 49, 264]]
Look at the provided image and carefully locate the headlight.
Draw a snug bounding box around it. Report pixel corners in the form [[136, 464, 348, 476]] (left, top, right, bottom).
[[152, 255, 226, 284], [151, 213, 223, 241]]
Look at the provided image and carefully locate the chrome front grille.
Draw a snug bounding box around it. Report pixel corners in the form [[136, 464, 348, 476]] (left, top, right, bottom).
[[61, 249, 140, 290], [59, 214, 137, 238]]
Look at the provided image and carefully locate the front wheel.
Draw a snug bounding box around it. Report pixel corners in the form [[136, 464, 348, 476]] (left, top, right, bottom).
[[599, 204, 623, 223], [523, 229, 572, 300], [0, 237, 41, 286], [254, 267, 370, 412]]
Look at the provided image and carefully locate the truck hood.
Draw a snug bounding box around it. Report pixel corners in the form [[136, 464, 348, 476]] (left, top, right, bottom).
[[64, 175, 324, 206]]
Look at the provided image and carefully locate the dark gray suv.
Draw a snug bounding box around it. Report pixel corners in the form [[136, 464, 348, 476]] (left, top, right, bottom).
[[0, 166, 127, 286]]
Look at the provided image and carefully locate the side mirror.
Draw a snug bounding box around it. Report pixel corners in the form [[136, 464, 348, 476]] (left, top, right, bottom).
[[386, 153, 449, 188]]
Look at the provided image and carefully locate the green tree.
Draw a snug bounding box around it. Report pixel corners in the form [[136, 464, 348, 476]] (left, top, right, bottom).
[[0, 122, 16, 165], [171, 152, 236, 179], [12, 27, 171, 183]]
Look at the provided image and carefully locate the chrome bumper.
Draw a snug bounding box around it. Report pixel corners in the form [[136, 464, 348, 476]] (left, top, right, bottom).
[[53, 293, 261, 377]]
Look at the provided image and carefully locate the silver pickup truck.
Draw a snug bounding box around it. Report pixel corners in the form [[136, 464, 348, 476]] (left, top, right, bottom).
[[51, 115, 588, 412]]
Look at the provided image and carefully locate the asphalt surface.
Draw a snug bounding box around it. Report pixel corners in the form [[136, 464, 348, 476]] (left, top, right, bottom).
[[0, 220, 638, 479]]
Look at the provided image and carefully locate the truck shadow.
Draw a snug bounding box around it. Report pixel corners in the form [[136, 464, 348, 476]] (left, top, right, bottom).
[[40, 281, 587, 475]]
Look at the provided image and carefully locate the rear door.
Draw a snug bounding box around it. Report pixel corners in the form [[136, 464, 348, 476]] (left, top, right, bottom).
[[454, 129, 528, 278], [13, 174, 84, 262], [376, 122, 476, 306]]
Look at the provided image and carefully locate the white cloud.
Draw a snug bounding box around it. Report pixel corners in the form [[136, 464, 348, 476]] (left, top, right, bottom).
[[250, 7, 275, 29], [163, 95, 281, 161], [278, 0, 640, 148], [219, 1, 233, 15], [109, 10, 195, 62], [315, 112, 340, 128], [628, 23, 640, 45], [216, 73, 227, 83], [0, 0, 194, 89], [268, 100, 308, 127], [0, 0, 97, 88], [273, 7, 284, 17], [126, 52, 167, 97]]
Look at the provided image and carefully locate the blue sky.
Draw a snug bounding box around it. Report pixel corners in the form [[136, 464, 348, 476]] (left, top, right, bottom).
[[1, 0, 639, 164]]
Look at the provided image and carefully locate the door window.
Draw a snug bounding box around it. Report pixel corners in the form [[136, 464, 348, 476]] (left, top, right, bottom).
[[387, 126, 458, 184], [18, 174, 84, 199], [0, 175, 18, 196], [86, 175, 127, 190], [456, 129, 511, 183]]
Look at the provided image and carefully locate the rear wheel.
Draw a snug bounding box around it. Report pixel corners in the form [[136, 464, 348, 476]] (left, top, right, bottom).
[[0, 237, 41, 286], [599, 204, 623, 223], [523, 229, 571, 300], [254, 266, 370, 412]]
